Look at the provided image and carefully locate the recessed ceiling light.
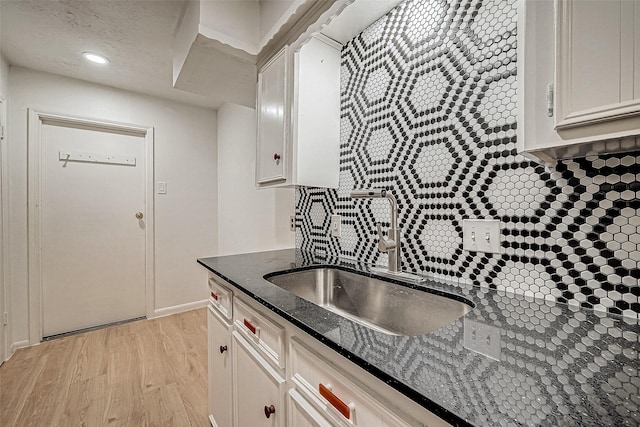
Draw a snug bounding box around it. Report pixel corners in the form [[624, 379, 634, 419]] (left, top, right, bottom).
[[82, 52, 109, 65]]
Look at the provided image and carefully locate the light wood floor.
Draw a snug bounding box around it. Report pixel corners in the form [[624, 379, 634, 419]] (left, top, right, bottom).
[[0, 308, 209, 427]]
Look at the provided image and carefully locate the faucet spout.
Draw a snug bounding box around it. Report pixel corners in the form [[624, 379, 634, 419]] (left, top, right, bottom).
[[351, 189, 401, 273], [350, 189, 398, 230]]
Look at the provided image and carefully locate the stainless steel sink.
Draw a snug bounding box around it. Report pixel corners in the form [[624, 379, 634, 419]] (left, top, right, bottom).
[[265, 268, 472, 336]]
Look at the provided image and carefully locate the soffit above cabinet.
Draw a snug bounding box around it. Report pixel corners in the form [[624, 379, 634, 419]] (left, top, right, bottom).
[[172, 0, 319, 108], [259, 0, 404, 65], [319, 0, 404, 44], [173, 0, 406, 108]]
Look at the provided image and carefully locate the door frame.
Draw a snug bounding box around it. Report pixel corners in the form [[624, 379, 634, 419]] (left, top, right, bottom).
[[27, 109, 155, 344], [0, 95, 8, 362]]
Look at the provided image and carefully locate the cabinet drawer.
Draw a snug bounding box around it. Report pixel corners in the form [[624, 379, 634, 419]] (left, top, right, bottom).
[[208, 274, 233, 320], [234, 298, 285, 369], [290, 338, 412, 427]]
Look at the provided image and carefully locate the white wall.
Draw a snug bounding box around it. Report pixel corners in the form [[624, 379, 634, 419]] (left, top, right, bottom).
[[0, 0, 8, 96], [0, 55, 8, 97], [217, 103, 294, 255], [7, 67, 218, 345]]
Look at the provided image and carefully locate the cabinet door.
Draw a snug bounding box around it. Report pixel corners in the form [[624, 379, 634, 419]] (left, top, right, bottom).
[[287, 388, 333, 427], [232, 331, 285, 427], [555, 0, 640, 132], [292, 35, 341, 188], [208, 305, 232, 427], [518, 0, 640, 164], [256, 46, 288, 185]]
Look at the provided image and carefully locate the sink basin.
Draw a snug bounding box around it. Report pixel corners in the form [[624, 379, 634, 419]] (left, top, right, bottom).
[[265, 268, 472, 336]]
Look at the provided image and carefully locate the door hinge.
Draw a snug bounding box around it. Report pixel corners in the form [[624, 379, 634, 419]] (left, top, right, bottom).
[[546, 83, 554, 117], [3, 312, 8, 326], [0, 125, 5, 140]]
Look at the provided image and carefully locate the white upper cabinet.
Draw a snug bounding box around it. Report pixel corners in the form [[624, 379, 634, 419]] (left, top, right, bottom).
[[256, 36, 341, 188], [518, 0, 640, 166], [257, 47, 290, 185], [291, 35, 342, 188], [255, 0, 404, 188], [554, 0, 640, 130]]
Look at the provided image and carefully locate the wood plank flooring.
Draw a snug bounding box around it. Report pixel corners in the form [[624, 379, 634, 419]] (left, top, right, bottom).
[[0, 308, 209, 427]]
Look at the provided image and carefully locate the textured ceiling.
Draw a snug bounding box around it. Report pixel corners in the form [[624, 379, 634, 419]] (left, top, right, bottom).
[[0, 0, 226, 109]]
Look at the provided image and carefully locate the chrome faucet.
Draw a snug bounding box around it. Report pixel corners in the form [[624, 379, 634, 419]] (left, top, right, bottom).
[[351, 189, 425, 283], [350, 189, 402, 273]]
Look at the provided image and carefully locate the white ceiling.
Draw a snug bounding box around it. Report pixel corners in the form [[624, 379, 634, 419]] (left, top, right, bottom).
[[0, 0, 227, 109]]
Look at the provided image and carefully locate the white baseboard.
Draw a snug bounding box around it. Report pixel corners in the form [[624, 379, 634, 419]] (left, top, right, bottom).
[[152, 299, 208, 319], [9, 339, 30, 357], [3, 303, 207, 362]]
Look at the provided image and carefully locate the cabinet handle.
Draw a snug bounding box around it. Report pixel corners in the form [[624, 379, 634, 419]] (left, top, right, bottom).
[[319, 383, 353, 420], [210, 291, 218, 301], [243, 318, 257, 335], [264, 404, 276, 418], [273, 153, 281, 161], [219, 345, 227, 354]]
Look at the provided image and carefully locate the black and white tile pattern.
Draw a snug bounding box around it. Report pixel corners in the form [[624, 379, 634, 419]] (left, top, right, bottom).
[[295, 0, 640, 318]]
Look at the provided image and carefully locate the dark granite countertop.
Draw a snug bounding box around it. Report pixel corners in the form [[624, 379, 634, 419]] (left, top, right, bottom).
[[198, 249, 640, 427]]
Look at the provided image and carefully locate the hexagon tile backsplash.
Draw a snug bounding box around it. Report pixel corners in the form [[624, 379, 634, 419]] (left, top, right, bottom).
[[295, 0, 640, 318]]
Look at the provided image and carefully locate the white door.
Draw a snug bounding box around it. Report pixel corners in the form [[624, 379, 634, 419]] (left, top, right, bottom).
[[40, 122, 146, 337]]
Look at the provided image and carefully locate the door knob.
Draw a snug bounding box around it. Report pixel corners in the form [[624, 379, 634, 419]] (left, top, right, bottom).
[[135, 212, 144, 219]]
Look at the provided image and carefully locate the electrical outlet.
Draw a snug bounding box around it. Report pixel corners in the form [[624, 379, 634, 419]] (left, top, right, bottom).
[[330, 215, 341, 237], [290, 216, 295, 232], [462, 219, 501, 253], [463, 319, 501, 361]]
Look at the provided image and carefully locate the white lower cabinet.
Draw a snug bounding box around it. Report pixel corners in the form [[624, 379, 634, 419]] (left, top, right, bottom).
[[287, 388, 333, 427], [207, 305, 232, 427], [232, 331, 286, 427], [206, 272, 451, 427], [289, 338, 412, 427]]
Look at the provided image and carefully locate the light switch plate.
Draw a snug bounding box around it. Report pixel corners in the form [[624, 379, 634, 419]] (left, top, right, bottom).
[[462, 219, 500, 253], [330, 215, 341, 237], [157, 182, 167, 194], [463, 319, 501, 361]]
